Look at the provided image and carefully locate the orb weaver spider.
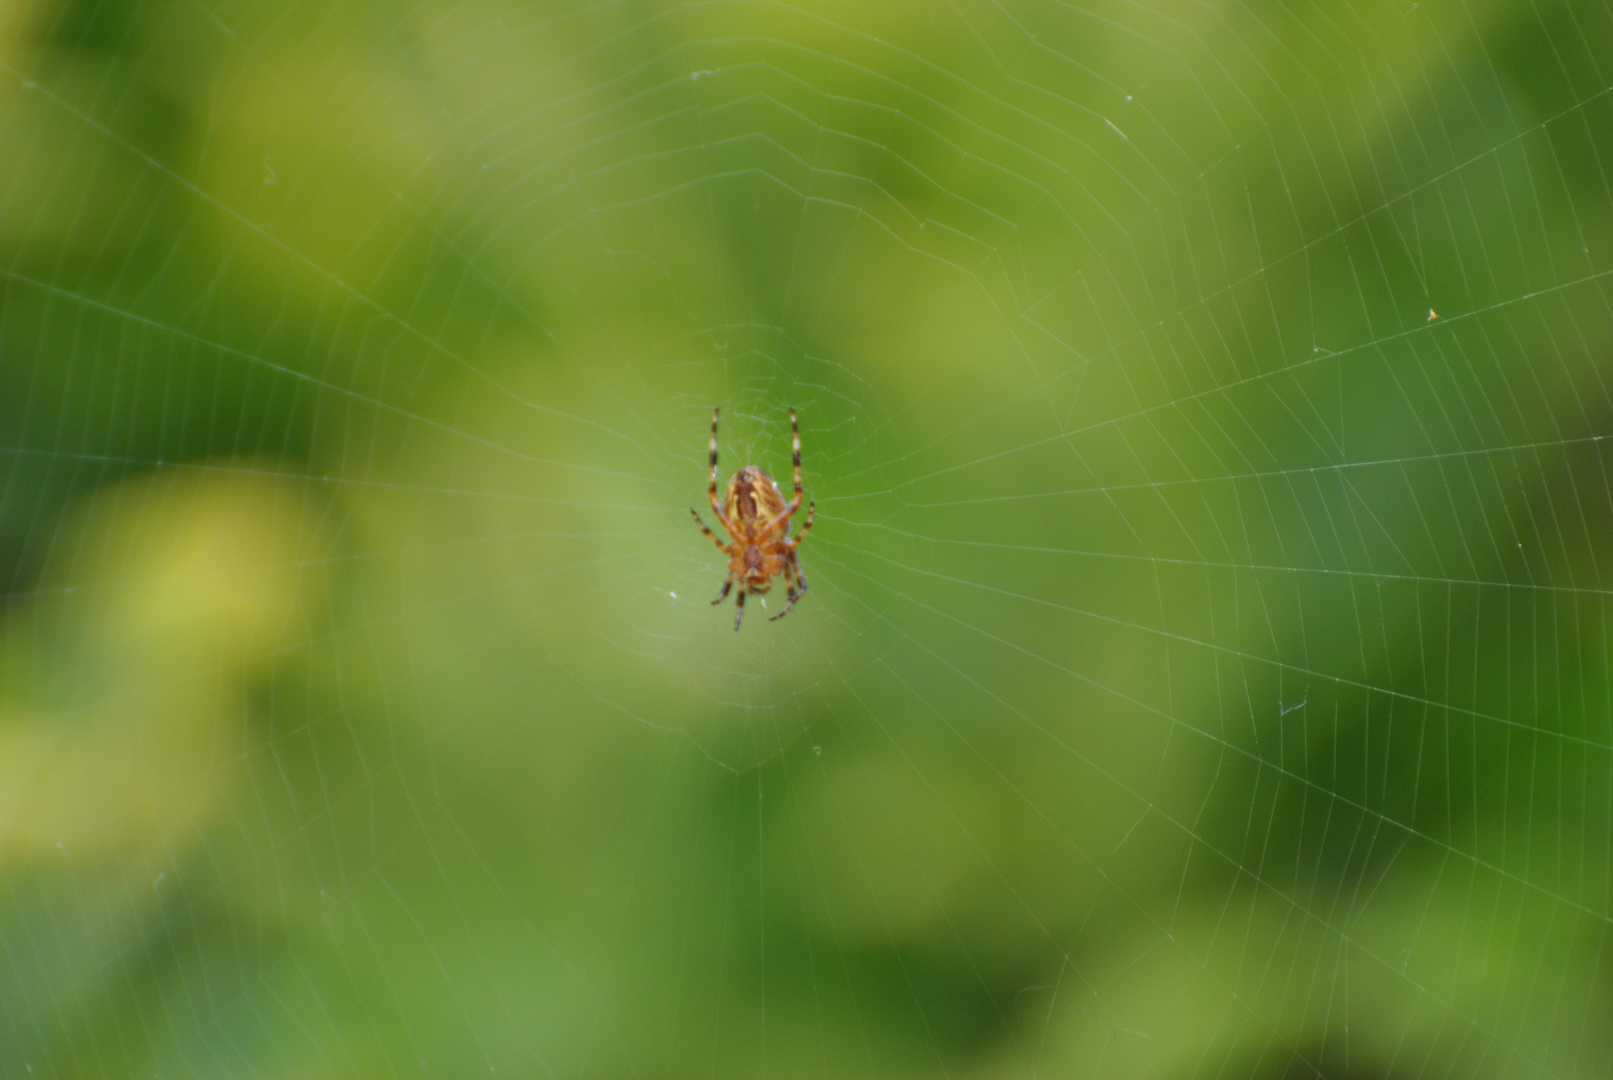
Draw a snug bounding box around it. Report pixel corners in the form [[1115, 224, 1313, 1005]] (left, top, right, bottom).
[[689, 407, 815, 630]]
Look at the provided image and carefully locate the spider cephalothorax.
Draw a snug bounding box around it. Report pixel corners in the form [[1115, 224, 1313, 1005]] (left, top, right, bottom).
[[689, 407, 815, 630]]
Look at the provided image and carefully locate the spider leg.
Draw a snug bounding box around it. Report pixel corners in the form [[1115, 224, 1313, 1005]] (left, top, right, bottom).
[[705, 407, 742, 540], [769, 555, 808, 621], [789, 407, 803, 506], [760, 408, 805, 534], [710, 578, 732, 605], [733, 589, 746, 631], [790, 500, 816, 546], [707, 406, 721, 505], [689, 509, 729, 552]]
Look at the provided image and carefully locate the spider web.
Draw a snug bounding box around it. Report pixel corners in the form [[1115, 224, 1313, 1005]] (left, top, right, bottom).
[[1, 0, 1611, 1076]]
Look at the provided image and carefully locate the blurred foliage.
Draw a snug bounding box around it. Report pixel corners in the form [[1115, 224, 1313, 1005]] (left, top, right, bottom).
[[2, 0, 1612, 1077]]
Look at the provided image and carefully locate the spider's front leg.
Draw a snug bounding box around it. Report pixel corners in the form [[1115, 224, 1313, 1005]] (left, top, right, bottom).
[[710, 578, 732, 605], [706, 407, 738, 537], [734, 590, 746, 631], [769, 556, 807, 621], [761, 410, 807, 534]]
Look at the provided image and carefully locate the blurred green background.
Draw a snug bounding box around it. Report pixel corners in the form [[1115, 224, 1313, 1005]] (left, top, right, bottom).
[[2, 0, 1611, 1076]]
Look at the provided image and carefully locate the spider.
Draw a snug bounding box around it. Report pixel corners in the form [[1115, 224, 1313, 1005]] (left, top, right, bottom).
[[689, 407, 815, 630]]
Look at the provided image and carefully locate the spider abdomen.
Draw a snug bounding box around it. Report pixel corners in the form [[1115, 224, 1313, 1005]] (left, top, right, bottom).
[[724, 465, 789, 536]]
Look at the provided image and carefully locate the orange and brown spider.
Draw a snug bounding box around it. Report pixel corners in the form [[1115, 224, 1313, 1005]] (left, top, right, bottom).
[[689, 407, 815, 630]]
